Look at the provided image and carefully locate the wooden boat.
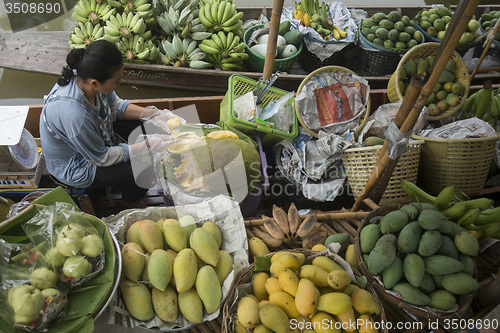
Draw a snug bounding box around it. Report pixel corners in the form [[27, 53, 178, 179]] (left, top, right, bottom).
[[1, 5, 499, 93]]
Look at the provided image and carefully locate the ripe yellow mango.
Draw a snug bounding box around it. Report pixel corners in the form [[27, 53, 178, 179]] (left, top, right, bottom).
[[249, 237, 270, 257], [152, 286, 178, 322], [294, 278, 319, 317], [299, 265, 329, 287], [317, 292, 353, 315], [122, 242, 146, 282], [156, 217, 166, 229], [259, 300, 270, 307], [269, 291, 300, 318], [148, 249, 172, 291], [138, 219, 163, 253], [327, 270, 352, 290], [279, 269, 299, 297], [214, 250, 233, 285], [253, 272, 270, 301], [196, 265, 222, 314], [270, 253, 300, 278], [311, 312, 341, 333], [345, 245, 360, 272], [201, 221, 222, 248], [357, 314, 378, 333], [126, 221, 144, 250], [259, 303, 291, 333], [238, 295, 261, 329], [254, 324, 274, 333], [271, 251, 305, 266], [120, 279, 154, 321], [351, 289, 380, 316], [340, 284, 360, 296], [190, 228, 220, 266], [335, 307, 356, 332], [166, 249, 177, 289], [174, 248, 198, 292], [178, 288, 203, 324], [311, 244, 328, 251], [312, 256, 344, 273], [265, 277, 283, 294], [162, 219, 188, 252]]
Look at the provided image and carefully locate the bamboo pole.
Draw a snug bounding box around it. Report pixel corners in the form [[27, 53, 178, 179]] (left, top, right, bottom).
[[352, 0, 481, 211], [262, 0, 284, 80], [470, 18, 500, 82]]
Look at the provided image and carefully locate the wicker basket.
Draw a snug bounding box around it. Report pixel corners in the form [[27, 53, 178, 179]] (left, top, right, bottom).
[[412, 133, 500, 196], [341, 141, 423, 206], [387, 42, 470, 121], [295, 65, 371, 138], [354, 205, 475, 321], [222, 248, 388, 333]]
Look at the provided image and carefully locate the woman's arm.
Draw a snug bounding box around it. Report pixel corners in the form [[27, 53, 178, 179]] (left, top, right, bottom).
[[122, 103, 149, 120]]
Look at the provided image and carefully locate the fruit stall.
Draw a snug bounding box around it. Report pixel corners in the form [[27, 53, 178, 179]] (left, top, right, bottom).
[[1, 0, 500, 332]]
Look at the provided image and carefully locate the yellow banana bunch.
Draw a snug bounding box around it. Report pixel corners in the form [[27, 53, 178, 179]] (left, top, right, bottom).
[[116, 35, 160, 63], [198, 31, 247, 71], [68, 21, 105, 49], [198, 0, 243, 37], [72, 0, 117, 25], [104, 12, 147, 39], [107, 0, 155, 26]]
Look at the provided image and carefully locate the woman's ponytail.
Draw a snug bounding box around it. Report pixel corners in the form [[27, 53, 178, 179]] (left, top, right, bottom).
[[57, 48, 85, 86]]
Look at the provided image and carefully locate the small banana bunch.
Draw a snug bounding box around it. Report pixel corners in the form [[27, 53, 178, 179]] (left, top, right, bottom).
[[104, 11, 147, 40], [293, 0, 346, 41], [198, 31, 248, 71], [159, 35, 211, 68], [72, 0, 117, 25], [401, 180, 500, 239], [68, 21, 105, 49], [198, 0, 244, 36], [107, 0, 156, 27], [460, 80, 500, 128], [116, 35, 159, 62], [157, 5, 211, 40], [250, 204, 328, 250]]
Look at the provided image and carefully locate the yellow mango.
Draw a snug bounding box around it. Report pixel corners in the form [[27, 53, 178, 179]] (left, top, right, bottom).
[[311, 312, 341, 333], [259, 303, 291, 333], [156, 217, 166, 229], [327, 270, 352, 290], [265, 277, 283, 294], [138, 219, 163, 253], [201, 221, 222, 248], [357, 314, 378, 333], [249, 237, 270, 257], [122, 242, 146, 282], [294, 278, 319, 317], [178, 288, 203, 324], [270, 253, 300, 278], [311, 244, 328, 251], [173, 248, 197, 292], [148, 249, 172, 291], [214, 250, 233, 285], [190, 228, 220, 266], [259, 300, 270, 307], [269, 291, 300, 318], [279, 269, 299, 297], [179, 215, 197, 240], [271, 251, 305, 266], [312, 256, 344, 273], [162, 219, 188, 252], [317, 292, 352, 316], [335, 307, 357, 332], [119, 279, 154, 321], [234, 318, 249, 333], [238, 295, 261, 329], [254, 323, 274, 333], [166, 249, 177, 289], [351, 289, 380, 316], [253, 272, 270, 301], [126, 221, 144, 250], [319, 286, 336, 295], [196, 265, 222, 314], [140, 254, 150, 283], [152, 286, 178, 322], [340, 284, 359, 296], [345, 245, 360, 272], [299, 265, 329, 287]]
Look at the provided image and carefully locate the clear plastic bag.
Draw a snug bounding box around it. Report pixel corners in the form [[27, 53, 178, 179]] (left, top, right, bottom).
[[259, 91, 295, 133]]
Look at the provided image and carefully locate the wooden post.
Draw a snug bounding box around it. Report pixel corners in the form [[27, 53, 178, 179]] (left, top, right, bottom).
[[262, 0, 284, 80], [470, 18, 500, 82]]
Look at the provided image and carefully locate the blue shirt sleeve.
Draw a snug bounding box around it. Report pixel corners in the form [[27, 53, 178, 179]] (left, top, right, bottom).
[[107, 91, 130, 120]]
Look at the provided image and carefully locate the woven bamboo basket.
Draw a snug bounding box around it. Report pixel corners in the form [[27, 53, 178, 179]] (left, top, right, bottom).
[[412, 133, 500, 196], [354, 205, 476, 321], [222, 248, 388, 333], [295, 65, 371, 138], [341, 141, 423, 206], [387, 42, 470, 121]]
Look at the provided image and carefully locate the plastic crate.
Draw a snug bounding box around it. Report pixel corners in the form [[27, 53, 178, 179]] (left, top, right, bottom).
[[220, 74, 298, 146]]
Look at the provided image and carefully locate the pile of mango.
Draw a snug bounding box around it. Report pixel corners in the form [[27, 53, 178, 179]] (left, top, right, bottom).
[[233, 250, 383, 333], [480, 11, 500, 42], [359, 196, 480, 311], [398, 57, 466, 116], [360, 11, 423, 52], [119, 216, 233, 324]]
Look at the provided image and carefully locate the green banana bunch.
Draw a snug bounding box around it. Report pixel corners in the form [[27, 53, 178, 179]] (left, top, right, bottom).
[[198, 30, 247, 71], [157, 4, 203, 39], [104, 12, 147, 40], [116, 35, 159, 62], [72, 0, 117, 25], [159, 35, 211, 68], [107, 0, 156, 28], [198, 0, 243, 36], [68, 21, 105, 49], [400, 180, 436, 204], [460, 80, 500, 129], [158, 0, 199, 12]]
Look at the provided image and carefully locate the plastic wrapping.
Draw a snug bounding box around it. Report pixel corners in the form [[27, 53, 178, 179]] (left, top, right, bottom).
[[259, 91, 295, 133]]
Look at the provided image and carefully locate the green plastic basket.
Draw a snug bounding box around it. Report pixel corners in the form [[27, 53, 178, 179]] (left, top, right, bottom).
[[244, 24, 303, 73], [220, 74, 298, 146]]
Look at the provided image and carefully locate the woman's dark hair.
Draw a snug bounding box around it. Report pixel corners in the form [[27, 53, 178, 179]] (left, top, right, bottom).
[[57, 40, 124, 86]]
